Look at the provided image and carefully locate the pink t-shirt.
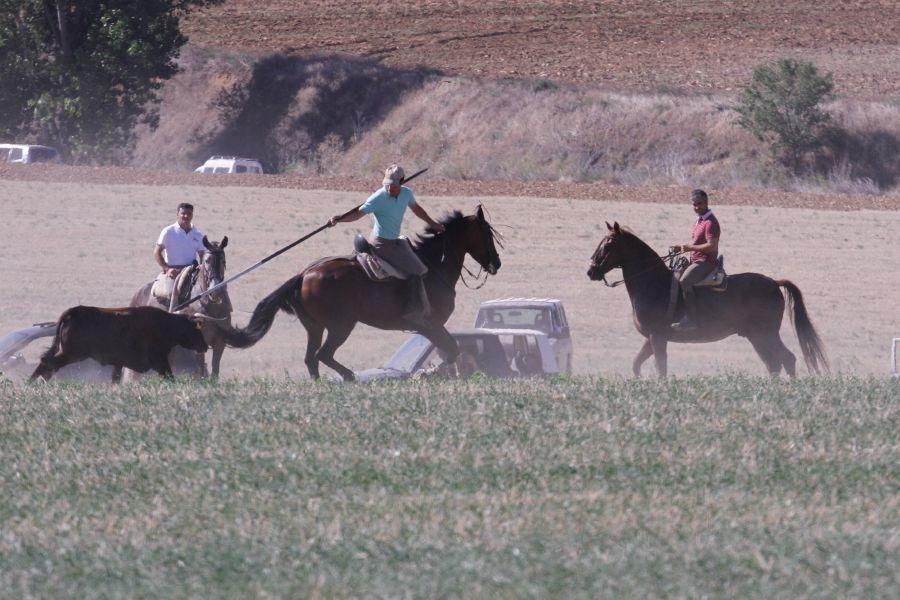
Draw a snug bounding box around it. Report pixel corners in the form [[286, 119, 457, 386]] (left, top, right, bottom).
[[690, 211, 720, 263]]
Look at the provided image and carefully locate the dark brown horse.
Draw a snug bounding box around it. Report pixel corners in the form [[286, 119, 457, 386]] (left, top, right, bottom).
[[130, 236, 233, 377], [226, 206, 502, 381], [587, 222, 828, 377]]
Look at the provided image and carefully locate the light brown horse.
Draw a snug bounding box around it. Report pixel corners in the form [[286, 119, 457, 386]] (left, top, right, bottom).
[[587, 222, 828, 377], [130, 236, 233, 377], [225, 207, 502, 381]]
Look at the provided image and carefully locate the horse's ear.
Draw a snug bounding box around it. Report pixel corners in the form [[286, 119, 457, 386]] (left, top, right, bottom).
[[220, 236, 228, 249], [202, 235, 211, 250], [613, 222, 621, 234], [476, 204, 485, 220], [605, 221, 613, 231]]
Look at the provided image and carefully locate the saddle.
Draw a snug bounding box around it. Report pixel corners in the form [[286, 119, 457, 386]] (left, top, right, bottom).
[[151, 265, 198, 311], [353, 234, 409, 282], [693, 255, 728, 290], [666, 255, 728, 322]]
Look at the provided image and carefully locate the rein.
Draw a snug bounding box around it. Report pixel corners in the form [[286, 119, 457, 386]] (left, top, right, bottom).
[[460, 264, 490, 290], [598, 250, 680, 288]]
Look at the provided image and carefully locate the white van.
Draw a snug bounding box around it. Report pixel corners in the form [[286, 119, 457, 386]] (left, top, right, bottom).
[[0, 144, 61, 164], [194, 156, 264, 174]]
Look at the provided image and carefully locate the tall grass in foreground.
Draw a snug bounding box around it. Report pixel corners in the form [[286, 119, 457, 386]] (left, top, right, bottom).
[[1, 376, 897, 597]]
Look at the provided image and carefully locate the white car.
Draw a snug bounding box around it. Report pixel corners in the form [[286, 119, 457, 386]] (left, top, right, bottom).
[[194, 156, 264, 174], [353, 329, 559, 382], [0, 143, 61, 164], [474, 298, 574, 374]]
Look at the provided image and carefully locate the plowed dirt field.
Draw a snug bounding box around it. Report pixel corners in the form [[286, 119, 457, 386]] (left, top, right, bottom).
[[184, 0, 900, 98]]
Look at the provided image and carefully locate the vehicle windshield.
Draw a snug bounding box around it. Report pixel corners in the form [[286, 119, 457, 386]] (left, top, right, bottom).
[[475, 306, 552, 333], [383, 334, 433, 372]]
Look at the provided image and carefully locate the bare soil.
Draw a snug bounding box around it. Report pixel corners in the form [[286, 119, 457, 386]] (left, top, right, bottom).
[[184, 0, 900, 99], [2, 179, 897, 378], [3, 164, 899, 211]]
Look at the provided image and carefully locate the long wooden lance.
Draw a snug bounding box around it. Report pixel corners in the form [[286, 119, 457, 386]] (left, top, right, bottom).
[[173, 168, 428, 311]]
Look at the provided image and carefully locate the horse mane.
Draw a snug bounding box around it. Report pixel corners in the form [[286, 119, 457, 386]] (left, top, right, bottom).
[[412, 210, 467, 265], [615, 225, 659, 259]]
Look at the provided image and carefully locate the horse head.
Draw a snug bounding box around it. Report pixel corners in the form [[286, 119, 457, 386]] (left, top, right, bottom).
[[587, 221, 626, 281], [200, 235, 228, 305], [460, 205, 503, 275]]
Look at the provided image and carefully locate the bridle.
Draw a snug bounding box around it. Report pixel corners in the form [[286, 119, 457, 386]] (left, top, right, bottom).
[[430, 211, 504, 291], [199, 248, 226, 306], [592, 247, 680, 288], [461, 213, 504, 290]]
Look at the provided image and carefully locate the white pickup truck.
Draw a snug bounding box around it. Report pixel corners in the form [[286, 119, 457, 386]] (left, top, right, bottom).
[[474, 297, 573, 374]]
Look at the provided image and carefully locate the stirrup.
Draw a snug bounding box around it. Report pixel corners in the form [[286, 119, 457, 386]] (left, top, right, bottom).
[[671, 317, 698, 331]]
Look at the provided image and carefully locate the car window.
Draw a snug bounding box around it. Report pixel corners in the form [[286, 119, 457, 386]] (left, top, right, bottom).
[[213, 166, 229, 173], [476, 307, 552, 333], [383, 335, 433, 372], [8, 148, 23, 161], [557, 305, 568, 328], [203, 167, 215, 173], [235, 165, 247, 173], [0, 148, 9, 161], [29, 147, 57, 162]]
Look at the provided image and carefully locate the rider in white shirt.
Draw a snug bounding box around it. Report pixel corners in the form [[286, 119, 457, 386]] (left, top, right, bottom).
[[152, 203, 205, 305]]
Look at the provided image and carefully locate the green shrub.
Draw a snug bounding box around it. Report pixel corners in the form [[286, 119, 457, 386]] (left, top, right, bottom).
[[735, 58, 835, 170]]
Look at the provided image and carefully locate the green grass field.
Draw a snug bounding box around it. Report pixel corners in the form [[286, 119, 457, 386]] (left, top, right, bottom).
[[1, 376, 897, 597]]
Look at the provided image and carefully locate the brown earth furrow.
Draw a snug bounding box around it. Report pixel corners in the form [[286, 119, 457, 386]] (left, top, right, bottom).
[[182, 0, 900, 98], [3, 164, 897, 211]]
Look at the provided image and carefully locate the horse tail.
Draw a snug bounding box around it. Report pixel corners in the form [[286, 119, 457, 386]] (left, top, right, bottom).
[[225, 275, 302, 348], [777, 279, 829, 374]]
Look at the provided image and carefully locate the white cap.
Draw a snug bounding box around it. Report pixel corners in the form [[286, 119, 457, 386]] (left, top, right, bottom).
[[382, 164, 405, 186]]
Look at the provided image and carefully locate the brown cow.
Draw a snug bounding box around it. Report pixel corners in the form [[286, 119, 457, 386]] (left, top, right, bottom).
[[30, 306, 209, 383]]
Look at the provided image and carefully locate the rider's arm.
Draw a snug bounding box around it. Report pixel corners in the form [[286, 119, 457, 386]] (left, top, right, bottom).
[[410, 202, 444, 231], [329, 208, 365, 226], [154, 244, 168, 272], [684, 237, 719, 256]]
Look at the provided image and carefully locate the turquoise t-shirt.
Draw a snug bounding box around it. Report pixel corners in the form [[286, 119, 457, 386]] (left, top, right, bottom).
[[359, 186, 415, 240]]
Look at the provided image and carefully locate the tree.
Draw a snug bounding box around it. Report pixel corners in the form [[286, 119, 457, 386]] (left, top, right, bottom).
[[735, 58, 835, 171], [0, 0, 222, 163]]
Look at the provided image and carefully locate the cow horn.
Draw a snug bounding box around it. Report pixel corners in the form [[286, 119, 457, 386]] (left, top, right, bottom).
[[189, 313, 228, 322]]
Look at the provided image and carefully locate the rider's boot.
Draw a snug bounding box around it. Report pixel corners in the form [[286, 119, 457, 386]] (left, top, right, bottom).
[[672, 289, 699, 331], [402, 275, 431, 327]]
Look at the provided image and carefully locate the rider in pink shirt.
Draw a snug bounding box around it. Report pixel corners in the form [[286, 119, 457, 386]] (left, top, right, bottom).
[[672, 189, 720, 330]]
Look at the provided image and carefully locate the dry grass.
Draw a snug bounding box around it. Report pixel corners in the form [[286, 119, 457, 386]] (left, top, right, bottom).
[[134, 50, 900, 195], [1, 180, 898, 380]]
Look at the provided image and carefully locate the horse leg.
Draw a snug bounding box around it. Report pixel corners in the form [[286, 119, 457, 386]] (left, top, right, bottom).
[[420, 325, 460, 367], [633, 338, 654, 377], [649, 334, 669, 377], [747, 333, 783, 376], [210, 342, 225, 379], [774, 335, 798, 378], [302, 323, 325, 380], [195, 351, 209, 378], [316, 323, 357, 382]]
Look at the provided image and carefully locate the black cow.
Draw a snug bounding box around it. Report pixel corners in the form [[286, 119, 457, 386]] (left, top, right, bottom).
[[30, 305, 209, 383]]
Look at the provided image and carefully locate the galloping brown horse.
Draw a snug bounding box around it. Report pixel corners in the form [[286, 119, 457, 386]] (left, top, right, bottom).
[[130, 236, 233, 377], [587, 222, 828, 377], [226, 206, 502, 380]]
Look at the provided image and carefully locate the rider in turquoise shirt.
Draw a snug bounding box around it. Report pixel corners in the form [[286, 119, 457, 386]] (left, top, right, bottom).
[[359, 185, 415, 240], [328, 165, 444, 325]]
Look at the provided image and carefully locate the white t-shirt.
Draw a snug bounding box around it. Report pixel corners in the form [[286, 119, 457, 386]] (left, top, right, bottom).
[[157, 223, 205, 266]]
